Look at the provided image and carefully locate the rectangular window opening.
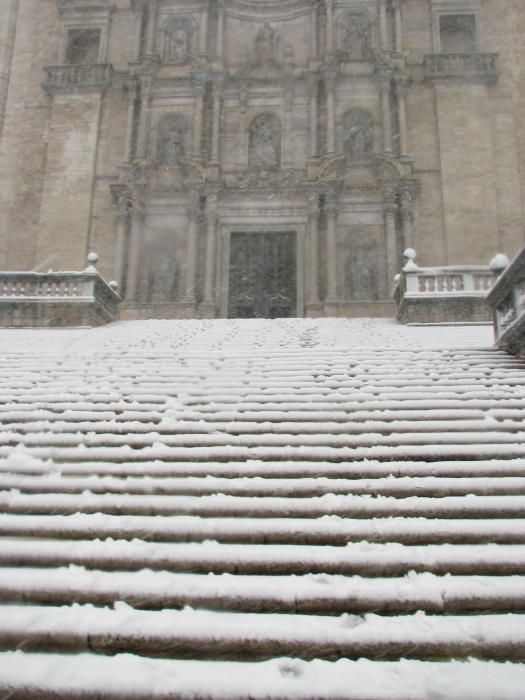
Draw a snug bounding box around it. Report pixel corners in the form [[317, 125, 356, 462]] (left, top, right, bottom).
[[439, 14, 477, 53], [65, 28, 101, 65]]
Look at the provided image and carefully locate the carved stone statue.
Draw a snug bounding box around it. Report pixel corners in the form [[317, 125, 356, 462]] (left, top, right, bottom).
[[343, 108, 374, 161], [340, 11, 371, 59], [157, 114, 188, 167], [249, 113, 282, 170], [163, 17, 192, 64], [255, 23, 278, 66]]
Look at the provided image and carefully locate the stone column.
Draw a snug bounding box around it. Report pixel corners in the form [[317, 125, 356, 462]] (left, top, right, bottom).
[[325, 0, 334, 54], [380, 73, 392, 154], [210, 79, 223, 165], [184, 192, 200, 303], [203, 192, 218, 308], [217, 1, 225, 61], [133, 1, 144, 60], [379, 0, 388, 50], [400, 187, 415, 250], [393, 0, 403, 53], [111, 185, 130, 293], [384, 188, 398, 292], [308, 193, 321, 306], [127, 200, 145, 301], [200, 3, 209, 56], [145, 0, 158, 56], [124, 78, 138, 162], [192, 78, 205, 161], [396, 77, 409, 158], [325, 190, 338, 302], [283, 88, 294, 167], [326, 72, 336, 156], [309, 76, 318, 159], [136, 75, 152, 159]]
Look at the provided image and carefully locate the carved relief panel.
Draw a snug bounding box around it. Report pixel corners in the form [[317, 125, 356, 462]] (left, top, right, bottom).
[[248, 113, 282, 170], [344, 229, 380, 300], [343, 108, 374, 162], [156, 114, 190, 167], [160, 16, 196, 64], [338, 10, 372, 59]]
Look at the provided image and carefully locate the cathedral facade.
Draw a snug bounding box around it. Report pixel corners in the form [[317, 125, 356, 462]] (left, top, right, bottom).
[[0, 0, 524, 318]]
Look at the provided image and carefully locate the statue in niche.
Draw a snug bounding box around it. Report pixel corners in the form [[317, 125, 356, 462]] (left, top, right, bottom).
[[148, 255, 180, 302], [249, 113, 282, 170], [340, 11, 371, 59], [163, 17, 193, 64], [345, 236, 378, 300], [157, 114, 188, 167], [343, 108, 374, 162], [255, 23, 278, 67]]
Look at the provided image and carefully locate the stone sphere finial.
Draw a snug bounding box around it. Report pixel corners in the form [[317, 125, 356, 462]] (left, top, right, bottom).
[[489, 253, 510, 273], [109, 280, 119, 291], [403, 248, 418, 272], [84, 252, 99, 273]]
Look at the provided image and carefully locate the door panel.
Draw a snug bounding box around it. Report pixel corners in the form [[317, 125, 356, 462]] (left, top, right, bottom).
[[228, 232, 297, 319]]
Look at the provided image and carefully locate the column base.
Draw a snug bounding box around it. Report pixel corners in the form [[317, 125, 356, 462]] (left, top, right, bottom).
[[198, 303, 217, 319], [305, 302, 323, 318]]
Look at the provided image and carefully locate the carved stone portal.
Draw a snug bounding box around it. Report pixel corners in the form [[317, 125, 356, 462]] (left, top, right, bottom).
[[249, 113, 282, 170], [343, 108, 374, 162], [157, 114, 189, 167], [339, 11, 371, 59], [162, 17, 193, 64]]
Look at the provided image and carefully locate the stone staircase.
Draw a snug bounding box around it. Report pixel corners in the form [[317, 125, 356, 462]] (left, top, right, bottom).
[[0, 318, 525, 699]]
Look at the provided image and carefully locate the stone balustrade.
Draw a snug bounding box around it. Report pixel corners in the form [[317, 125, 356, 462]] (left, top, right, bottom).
[[394, 249, 498, 324], [424, 53, 499, 82], [42, 63, 113, 94], [486, 249, 525, 355], [0, 253, 120, 327]]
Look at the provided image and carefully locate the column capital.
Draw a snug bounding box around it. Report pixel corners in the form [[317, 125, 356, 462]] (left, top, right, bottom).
[[394, 74, 410, 96]]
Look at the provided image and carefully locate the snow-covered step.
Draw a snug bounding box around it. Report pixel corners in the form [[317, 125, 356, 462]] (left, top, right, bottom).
[[2, 513, 525, 545], [6, 418, 525, 436], [0, 567, 523, 614], [4, 457, 524, 479], [2, 491, 525, 518], [2, 538, 524, 577], [2, 474, 525, 498], [2, 653, 525, 700], [0, 605, 524, 661], [3, 442, 525, 463]]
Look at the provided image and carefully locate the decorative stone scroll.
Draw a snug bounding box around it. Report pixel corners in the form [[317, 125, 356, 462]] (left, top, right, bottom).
[[339, 10, 371, 59], [156, 114, 189, 167], [161, 16, 194, 64], [343, 108, 374, 162], [248, 113, 282, 170]]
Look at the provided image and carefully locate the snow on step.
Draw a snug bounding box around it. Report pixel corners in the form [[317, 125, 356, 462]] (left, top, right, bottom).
[[0, 567, 523, 614], [1, 604, 525, 662], [2, 537, 524, 577], [1, 653, 525, 700], [1, 318, 525, 698], [2, 512, 525, 544]]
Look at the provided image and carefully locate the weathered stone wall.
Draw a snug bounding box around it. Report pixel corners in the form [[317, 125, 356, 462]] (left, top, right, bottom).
[[0, 0, 524, 318]]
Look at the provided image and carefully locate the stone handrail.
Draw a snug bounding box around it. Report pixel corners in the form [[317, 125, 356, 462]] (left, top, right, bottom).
[[42, 63, 113, 94], [486, 249, 525, 354], [424, 53, 499, 81], [394, 249, 498, 324], [0, 254, 121, 327]]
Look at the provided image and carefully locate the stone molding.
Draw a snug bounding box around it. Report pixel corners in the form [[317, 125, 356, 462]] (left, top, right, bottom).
[[424, 53, 499, 82], [42, 63, 113, 95]]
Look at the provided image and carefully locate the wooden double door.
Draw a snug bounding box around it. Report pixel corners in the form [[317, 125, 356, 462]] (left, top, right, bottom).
[[228, 231, 297, 319]]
